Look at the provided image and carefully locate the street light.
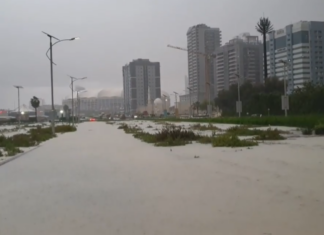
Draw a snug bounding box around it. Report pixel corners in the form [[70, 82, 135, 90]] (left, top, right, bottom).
[[187, 87, 193, 118], [42, 31, 79, 136], [60, 110, 63, 123], [280, 60, 289, 117], [173, 92, 178, 117], [76, 89, 86, 122], [68, 75, 87, 126], [21, 111, 24, 115], [234, 74, 242, 118], [14, 85, 23, 128]]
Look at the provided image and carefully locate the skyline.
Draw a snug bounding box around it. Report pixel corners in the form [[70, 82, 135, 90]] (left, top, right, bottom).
[[1, 0, 324, 108]]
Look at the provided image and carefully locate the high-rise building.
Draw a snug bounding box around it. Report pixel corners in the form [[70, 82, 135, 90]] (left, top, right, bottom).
[[267, 21, 324, 93], [122, 59, 161, 114], [214, 33, 263, 96], [187, 24, 222, 102]]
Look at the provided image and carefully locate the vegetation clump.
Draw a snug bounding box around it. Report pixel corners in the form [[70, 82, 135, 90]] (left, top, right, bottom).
[[212, 134, 258, 147], [302, 128, 313, 135], [226, 126, 263, 136], [314, 123, 324, 135], [191, 123, 221, 131], [134, 125, 199, 147], [254, 128, 286, 140]]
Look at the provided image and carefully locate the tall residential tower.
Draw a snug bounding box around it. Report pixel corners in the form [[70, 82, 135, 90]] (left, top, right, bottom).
[[266, 21, 324, 93], [214, 33, 263, 96], [187, 24, 222, 102], [122, 59, 161, 114]]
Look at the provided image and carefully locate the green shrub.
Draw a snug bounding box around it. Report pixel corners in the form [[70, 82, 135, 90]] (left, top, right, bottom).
[[191, 123, 221, 131], [55, 125, 76, 133], [164, 115, 324, 128], [254, 128, 286, 140], [134, 125, 199, 147], [9, 134, 36, 147], [314, 123, 324, 135], [4, 143, 23, 156], [197, 136, 213, 144], [0, 150, 3, 157], [212, 134, 257, 147], [302, 128, 313, 135], [226, 126, 263, 136]]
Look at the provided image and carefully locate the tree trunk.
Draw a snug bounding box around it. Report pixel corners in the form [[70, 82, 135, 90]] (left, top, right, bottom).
[[263, 33, 267, 79], [35, 108, 37, 123]]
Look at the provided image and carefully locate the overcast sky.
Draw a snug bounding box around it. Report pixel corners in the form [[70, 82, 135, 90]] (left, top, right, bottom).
[[1, 0, 324, 108]]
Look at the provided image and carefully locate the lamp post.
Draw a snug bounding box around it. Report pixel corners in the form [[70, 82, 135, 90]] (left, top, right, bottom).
[[234, 74, 242, 118], [187, 87, 193, 118], [162, 94, 167, 117], [14, 85, 23, 128], [173, 91, 178, 117], [42, 31, 79, 136], [76, 89, 86, 122], [280, 60, 289, 117], [68, 75, 87, 126], [60, 110, 63, 123]]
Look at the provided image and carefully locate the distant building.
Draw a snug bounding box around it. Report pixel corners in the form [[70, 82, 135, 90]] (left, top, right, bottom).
[[266, 21, 324, 93], [187, 24, 222, 102], [62, 89, 124, 115], [214, 33, 263, 96], [122, 59, 161, 114]]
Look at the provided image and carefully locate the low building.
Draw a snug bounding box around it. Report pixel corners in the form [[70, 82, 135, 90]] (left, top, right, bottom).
[[62, 89, 124, 115]]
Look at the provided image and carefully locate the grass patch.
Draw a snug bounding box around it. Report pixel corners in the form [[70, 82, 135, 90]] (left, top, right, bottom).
[[163, 115, 324, 128], [133, 125, 199, 147], [190, 123, 222, 131], [254, 129, 286, 140], [314, 123, 324, 135], [212, 134, 258, 147], [226, 126, 263, 136], [302, 128, 313, 135]]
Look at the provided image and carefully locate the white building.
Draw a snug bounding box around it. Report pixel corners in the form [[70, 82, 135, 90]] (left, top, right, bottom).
[[267, 21, 324, 92], [122, 59, 161, 114], [187, 24, 222, 102], [214, 33, 263, 96], [62, 89, 124, 115]]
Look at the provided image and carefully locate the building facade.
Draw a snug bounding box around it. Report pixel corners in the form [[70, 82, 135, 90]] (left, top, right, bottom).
[[62, 89, 124, 115], [267, 21, 324, 93], [122, 59, 161, 114], [214, 33, 263, 96], [187, 24, 222, 102]]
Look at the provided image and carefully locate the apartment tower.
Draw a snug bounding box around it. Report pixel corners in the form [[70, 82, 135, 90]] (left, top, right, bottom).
[[122, 59, 161, 114]]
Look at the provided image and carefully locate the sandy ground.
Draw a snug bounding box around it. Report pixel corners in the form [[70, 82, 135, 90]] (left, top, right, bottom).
[[0, 121, 323, 235]]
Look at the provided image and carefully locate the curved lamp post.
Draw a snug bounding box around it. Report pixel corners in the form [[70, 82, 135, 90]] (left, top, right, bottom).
[[42, 31, 79, 135]]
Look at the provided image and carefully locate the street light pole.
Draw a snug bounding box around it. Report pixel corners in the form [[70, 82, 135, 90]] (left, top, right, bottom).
[[14, 85, 23, 128], [173, 91, 178, 117], [68, 75, 87, 126], [280, 60, 289, 117], [235, 74, 242, 118], [42, 31, 79, 135], [187, 87, 192, 118]]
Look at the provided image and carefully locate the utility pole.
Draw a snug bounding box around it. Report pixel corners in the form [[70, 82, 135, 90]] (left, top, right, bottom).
[[235, 74, 242, 118], [68, 75, 87, 125], [173, 91, 178, 117], [14, 85, 23, 128], [187, 87, 193, 118], [280, 60, 289, 117]]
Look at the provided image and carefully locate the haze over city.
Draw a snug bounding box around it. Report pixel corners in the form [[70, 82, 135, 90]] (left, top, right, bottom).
[[1, 0, 324, 108]]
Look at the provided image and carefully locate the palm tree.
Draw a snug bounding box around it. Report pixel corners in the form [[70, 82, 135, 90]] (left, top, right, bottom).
[[30, 96, 40, 122], [256, 17, 274, 79]]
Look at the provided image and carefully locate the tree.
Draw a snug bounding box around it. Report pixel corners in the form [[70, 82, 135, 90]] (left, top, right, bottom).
[[193, 101, 200, 115], [30, 96, 40, 122], [256, 17, 274, 79]]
